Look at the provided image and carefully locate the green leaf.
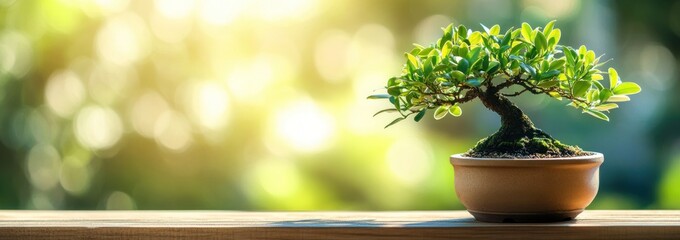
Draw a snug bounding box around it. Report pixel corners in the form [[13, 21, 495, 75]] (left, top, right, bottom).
[[548, 29, 561, 45], [406, 53, 419, 69], [510, 43, 525, 55], [607, 95, 631, 102], [520, 62, 536, 78], [385, 117, 405, 128], [608, 67, 620, 88], [481, 23, 491, 34], [457, 25, 468, 39], [442, 41, 453, 57], [434, 105, 450, 120], [422, 59, 433, 76], [467, 47, 481, 62], [572, 80, 591, 97], [414, 109, 426, 122], [442, 24, 454, 39], [593, 103, 619, 111], [578, 46, 587, 59], [457, 58, 470, 73], [449, 104, 462, 117], [538, 80, 559, 88], [387, 86, 402, 96], [367, 94, 390, 99], [469, 31, 482, 44], [543, 20, 556, 36], [487, 61, 500, 74], [540, 70, 560, 80], [466, 77, 483, 87], [549, 91, 562, 100], [501, 31, 512, 46], [583, 109, 609, 121], [591, 79, 604, 90], [373, 108, 399, 117], [534, 31, 548, 51], [585, 50, 595, 65], [599, 89, 613, 102], [521, 22, 533, 43], [564, 47, 576, 66], [490, 24, 500, 35], [450, 70, 466, 81], [612, 82, 641, 95], [418, 47, 434, 56], [590, 74, 603, 81], [549, 59, 565, 70]]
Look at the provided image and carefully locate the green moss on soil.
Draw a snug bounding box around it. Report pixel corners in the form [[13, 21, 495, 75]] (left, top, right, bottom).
[[464, 128, 590, 158]]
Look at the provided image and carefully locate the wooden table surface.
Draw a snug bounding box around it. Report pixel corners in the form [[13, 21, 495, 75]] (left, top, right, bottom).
[[1, 210, 679, 239]]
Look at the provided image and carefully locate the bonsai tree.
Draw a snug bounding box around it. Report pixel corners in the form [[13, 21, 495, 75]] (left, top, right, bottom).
[[368, 21, 641, 158]]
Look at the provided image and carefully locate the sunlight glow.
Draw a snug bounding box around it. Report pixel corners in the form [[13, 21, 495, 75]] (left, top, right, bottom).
[[154, 0, 194, 19], [314, 30, 352, 83], [95, 13, 150, 66], [272, 99, 335, 153], [386, 138, 433, 186], [256, 0, 315, 21], [74, 105, 123, 150], [225, 56, 274, 102], [191, 82, 230, 130], [254, 159, 301, 198], [198, 0, 245, 25]]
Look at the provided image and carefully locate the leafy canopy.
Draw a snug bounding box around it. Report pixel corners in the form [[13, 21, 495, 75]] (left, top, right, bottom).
[[368, 21, 641, 128]]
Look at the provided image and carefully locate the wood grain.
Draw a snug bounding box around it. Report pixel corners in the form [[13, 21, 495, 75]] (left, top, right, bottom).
[[0, 210, 679, 239]]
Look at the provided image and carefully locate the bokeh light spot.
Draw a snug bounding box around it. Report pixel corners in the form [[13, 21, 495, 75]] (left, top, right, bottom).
[[190, 82, 230, 130], [639, 43, 676, 91], [131, 91, 171, 138], [0, 31, 32, 77], [95, 13, 150, 66], [154, 110, 193, 152], [105, 191, 136, 210], [45, 70, 85, 118], [272, 98, 335, 153], [60, 156, 91, 196], [74, 105, 123, 150], [26, 144, 61, 191]]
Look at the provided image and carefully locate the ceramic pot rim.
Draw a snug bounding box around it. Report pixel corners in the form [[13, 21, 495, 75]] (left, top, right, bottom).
[[450, 151, 603, 167]]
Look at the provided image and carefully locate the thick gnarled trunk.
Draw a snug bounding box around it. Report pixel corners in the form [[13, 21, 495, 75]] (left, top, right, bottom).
[[469, 90, 583, 157], [477, 91, 536, 139]]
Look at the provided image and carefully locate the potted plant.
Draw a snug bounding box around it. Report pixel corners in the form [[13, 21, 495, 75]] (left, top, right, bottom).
[[368, 21, 641, 222]]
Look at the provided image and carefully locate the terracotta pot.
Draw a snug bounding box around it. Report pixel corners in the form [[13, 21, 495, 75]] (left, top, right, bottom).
[[450, 152, 603, 223]]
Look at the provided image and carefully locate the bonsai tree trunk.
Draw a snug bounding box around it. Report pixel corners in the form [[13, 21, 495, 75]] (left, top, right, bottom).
[[469, 90, 583, 157]]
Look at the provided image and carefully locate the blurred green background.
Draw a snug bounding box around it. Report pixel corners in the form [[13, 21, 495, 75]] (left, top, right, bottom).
[[0, 0, 679, 210]]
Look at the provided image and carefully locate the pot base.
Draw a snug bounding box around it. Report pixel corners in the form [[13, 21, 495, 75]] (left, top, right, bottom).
[[469, 209, 583, 223]]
